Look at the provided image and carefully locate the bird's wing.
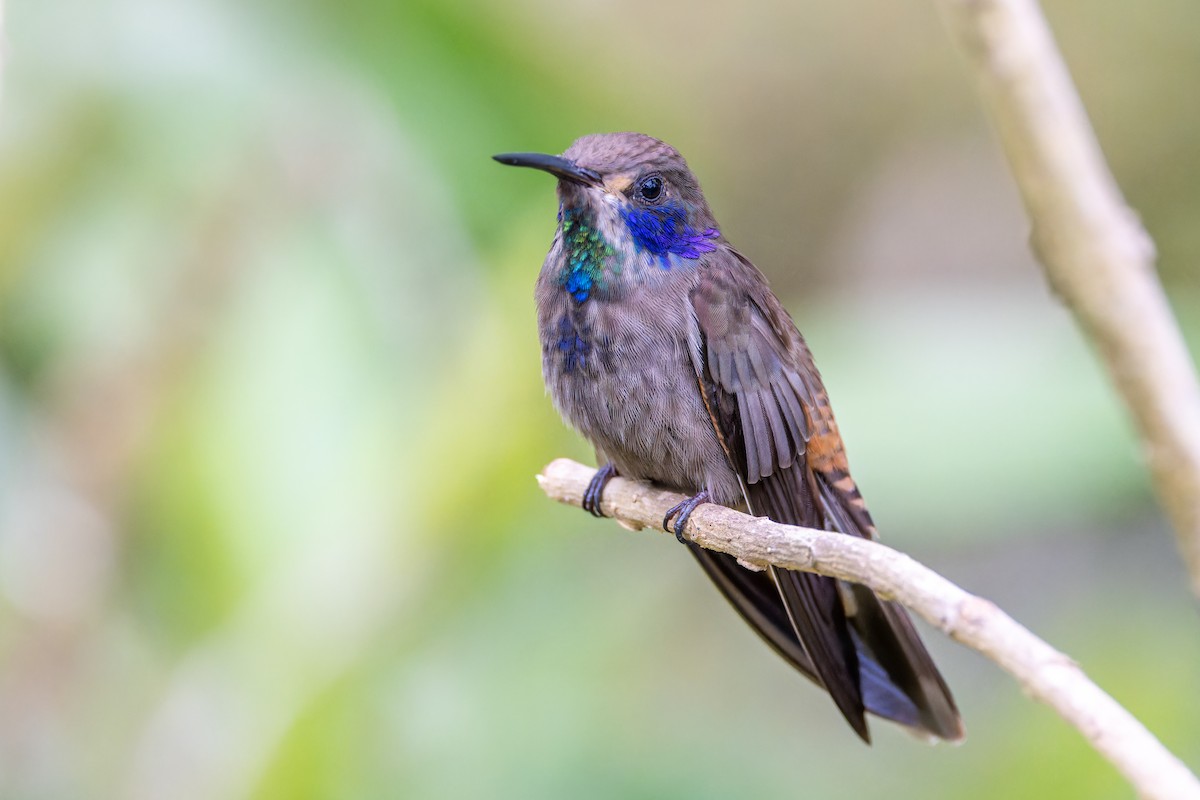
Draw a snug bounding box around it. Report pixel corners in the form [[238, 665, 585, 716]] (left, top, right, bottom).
[[687, 249, 962, 742]]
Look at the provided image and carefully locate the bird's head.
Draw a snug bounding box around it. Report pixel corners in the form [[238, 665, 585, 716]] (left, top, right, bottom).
[[494, 132, 721, 269]]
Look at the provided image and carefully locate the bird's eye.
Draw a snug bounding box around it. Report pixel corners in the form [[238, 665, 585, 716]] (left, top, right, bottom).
[[637, 175, 664, 203]]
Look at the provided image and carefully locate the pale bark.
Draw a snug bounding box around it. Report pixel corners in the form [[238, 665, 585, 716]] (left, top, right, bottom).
[[538, 458, 1200, 800], [937, 0, 1200, 596]]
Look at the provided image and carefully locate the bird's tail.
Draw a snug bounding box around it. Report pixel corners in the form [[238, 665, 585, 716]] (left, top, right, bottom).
[[698, 458, 963, 743]]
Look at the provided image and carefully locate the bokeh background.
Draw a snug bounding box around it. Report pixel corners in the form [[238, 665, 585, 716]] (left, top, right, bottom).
[[2, 0, 1199, 798]]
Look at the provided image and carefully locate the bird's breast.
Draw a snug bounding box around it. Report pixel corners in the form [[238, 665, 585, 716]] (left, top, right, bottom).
[[535, 280, 738, 500]]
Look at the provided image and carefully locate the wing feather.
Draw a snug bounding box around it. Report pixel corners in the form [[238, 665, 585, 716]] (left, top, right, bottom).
[[688, 249, 962, 742]]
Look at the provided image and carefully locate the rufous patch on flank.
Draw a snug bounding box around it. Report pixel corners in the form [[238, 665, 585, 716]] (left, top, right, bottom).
[[806, 430, 848, 473], [802, 395, 849, 473]]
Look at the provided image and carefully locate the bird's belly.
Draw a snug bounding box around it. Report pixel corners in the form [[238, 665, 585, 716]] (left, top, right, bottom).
[[541, 307, 741, 503]]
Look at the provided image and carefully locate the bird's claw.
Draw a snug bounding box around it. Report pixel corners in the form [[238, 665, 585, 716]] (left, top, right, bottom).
[[663, 490, 710, 544], [582, 462, 617, 517]]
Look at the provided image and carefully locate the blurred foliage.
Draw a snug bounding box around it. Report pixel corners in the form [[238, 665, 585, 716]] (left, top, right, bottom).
[[0, 0, 1198, 798]]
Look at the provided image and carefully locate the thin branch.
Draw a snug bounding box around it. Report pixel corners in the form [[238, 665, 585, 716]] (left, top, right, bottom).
[[538, 458, 1200, 800], [936, 0, 1200, 595]]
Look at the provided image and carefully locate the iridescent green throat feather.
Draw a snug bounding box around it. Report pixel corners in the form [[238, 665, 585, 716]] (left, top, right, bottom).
[[559, 207, 617, 303]]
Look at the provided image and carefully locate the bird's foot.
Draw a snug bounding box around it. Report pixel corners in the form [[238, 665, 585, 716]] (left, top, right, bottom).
[[663, 490, 710, 544], [582, 462, 618, 517]]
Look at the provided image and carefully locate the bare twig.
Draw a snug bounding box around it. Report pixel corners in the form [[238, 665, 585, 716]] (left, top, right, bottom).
[[936, 0, 1200, 595], [538, 458, 1200, 800]]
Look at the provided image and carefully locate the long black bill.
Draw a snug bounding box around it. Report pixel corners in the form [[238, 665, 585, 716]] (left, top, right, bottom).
[[492, 152, 602, 187]]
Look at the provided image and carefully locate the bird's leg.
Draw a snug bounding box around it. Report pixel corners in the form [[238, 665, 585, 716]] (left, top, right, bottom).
[[582, 462, 618, 517], [663, 490, 711, 544]]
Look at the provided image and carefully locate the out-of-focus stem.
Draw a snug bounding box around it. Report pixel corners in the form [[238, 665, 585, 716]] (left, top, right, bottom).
[[937, 0, 1200, 596]]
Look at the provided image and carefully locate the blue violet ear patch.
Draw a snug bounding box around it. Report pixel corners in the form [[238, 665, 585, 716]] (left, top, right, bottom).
[[620, 203, 719, 266]]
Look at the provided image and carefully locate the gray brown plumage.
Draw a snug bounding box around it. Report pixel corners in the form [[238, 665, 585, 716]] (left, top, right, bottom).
[[495, 133, 963, 743]]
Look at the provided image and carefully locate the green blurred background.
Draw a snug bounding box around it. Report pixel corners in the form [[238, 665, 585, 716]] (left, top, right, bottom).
[[1, 0, 1198, 798]]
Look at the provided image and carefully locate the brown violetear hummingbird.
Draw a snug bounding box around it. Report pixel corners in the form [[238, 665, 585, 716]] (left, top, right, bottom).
[[495, 132, 963, 743]]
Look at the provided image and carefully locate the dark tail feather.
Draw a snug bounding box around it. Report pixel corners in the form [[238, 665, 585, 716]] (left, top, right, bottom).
[[688, 536, 960, 741], [742, 464, 871, 740], [846, 585, 964, 740], [718, 461, 963, 742], [771, 565, 869, 741], [814, 468, 963, 741], [686, 545, 868, 741], [686, 544, 817, 680], [687, 541, 955, 740], [856, 644, 924, 730]]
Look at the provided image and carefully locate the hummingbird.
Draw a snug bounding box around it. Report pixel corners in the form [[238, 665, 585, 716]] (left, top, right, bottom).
[[494, 132, 963, 743]]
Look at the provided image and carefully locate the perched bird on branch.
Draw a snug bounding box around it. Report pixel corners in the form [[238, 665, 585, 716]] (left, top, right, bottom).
[[495, 132, 963, 743]]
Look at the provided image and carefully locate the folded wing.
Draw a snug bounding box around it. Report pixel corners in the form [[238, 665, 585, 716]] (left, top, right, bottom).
[[687, 249, 963, 742]]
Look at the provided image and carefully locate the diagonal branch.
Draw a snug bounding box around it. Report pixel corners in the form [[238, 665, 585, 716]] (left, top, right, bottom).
[[538, 458, 1200, 800], [936, 0, 1200, 596]]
